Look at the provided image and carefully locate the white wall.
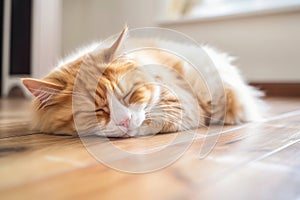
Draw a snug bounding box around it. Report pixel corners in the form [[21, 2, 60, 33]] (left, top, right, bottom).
[[62, 0, 119, 56], [32, 0, 62, 79], [61, 0, 300, 83], [61, 0, 160, 57], [160, 11, 300, 82]]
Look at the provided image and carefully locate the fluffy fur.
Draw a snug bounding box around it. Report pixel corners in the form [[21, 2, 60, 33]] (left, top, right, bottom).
[[22, 26, 264, 137]]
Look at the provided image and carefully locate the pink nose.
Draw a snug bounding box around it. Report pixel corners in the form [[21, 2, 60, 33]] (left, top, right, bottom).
[[118, 118, 130, 128]]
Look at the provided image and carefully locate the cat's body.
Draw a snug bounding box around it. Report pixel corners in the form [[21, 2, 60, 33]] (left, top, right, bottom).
[[22, 26, 264, 137]]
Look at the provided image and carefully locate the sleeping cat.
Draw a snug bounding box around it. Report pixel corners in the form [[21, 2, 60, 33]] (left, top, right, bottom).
[[22, 26, 264, 137]]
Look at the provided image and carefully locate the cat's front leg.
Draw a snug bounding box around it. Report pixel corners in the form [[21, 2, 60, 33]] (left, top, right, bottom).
[[127, 120, 182, 137], [127, 120, 168, 137], [127, 127, 158, 137]]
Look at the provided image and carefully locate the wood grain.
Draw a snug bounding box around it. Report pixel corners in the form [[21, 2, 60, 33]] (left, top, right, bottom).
[[0, 97, 300, 200]]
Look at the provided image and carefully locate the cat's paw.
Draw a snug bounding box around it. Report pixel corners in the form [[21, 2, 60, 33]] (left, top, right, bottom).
[[127, 127, 159, 137]]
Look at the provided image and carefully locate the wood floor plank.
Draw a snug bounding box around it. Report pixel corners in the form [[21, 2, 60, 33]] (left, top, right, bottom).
[[0, 134, 98, 190], [1, 120, 300, 199], [0, 99, 33, 138], [0, 97, 300, 200], [196, 141, 300, 200]]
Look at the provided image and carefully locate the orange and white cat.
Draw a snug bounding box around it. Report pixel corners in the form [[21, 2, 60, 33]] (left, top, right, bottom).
[[22, 26, 264, 137]]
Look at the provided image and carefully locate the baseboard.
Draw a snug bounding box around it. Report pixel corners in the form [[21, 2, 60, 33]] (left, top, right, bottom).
[[250, 82, 300, 97]]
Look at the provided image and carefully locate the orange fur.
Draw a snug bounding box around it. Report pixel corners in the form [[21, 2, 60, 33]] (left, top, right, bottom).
[[23, 49, 190, 135], [21, 26, 263, 137]]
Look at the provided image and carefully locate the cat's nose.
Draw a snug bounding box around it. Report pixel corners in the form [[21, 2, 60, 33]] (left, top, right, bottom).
[[118, 118, 131, 128]]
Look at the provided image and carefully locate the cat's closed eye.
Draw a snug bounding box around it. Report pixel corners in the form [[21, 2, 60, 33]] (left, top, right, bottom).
[[123, 87, 134, 102], [95, 108, 104, 112], [95, 108, 109, 113]]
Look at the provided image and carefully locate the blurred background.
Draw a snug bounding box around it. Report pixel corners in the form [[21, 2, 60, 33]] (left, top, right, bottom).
[[1, 0, 300, 97]]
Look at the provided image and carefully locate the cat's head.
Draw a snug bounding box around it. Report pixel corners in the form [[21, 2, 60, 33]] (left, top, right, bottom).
[[22, 26, 161, 137]]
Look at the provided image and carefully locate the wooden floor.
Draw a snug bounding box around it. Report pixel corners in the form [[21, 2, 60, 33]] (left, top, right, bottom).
[[1, 97, 300, 200]]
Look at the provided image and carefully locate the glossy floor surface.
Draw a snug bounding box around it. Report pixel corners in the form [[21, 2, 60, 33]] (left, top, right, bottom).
[[0, 97, 300, 200]]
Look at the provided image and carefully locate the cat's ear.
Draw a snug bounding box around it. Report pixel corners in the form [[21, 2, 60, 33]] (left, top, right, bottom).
[[21, 78, 64, 102], [105, 25, 128, 62], [90, 25, 128, 63]]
